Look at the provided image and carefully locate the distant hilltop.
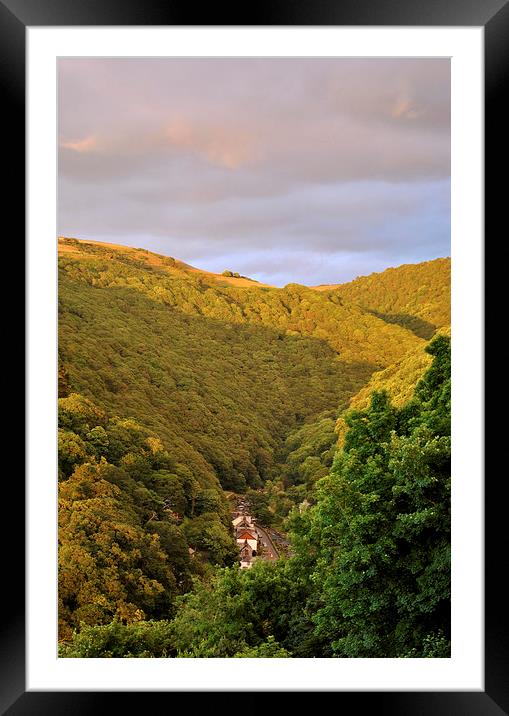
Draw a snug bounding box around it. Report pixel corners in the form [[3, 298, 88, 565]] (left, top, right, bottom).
[[58, 236, 449, 296], [58, 236, 273, 289]]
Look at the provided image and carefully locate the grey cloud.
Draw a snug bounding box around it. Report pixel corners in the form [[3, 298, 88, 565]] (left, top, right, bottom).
[[58, 57, 450, 286], [60, 177, 448, 247]]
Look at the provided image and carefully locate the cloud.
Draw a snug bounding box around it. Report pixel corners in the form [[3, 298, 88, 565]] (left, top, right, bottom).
[[58, 57, 450, 286], [390, 96, 424, 120], [163, 119, 257, 169], [60, 135, 98, 153]]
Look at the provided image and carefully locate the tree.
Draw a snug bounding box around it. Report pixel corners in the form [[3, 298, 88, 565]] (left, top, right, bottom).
[[58, 430, 87, 478], [182, 513, 238, 566], [291, 335, 451, 657], [59, 618, 176, 658], [59, 460, 177, 640], [233, 635, 290, 657]]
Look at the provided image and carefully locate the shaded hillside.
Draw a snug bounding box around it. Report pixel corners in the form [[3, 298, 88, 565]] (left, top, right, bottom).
[[321, 258, 450, 339], [59, 238, 425, 496], [59, 272, 366, 493], [334, 325, 450, 449], [59, 238, 421, 368]]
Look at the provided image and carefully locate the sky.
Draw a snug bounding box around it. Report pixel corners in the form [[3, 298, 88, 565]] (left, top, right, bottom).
[[58, 58, 450, 287]]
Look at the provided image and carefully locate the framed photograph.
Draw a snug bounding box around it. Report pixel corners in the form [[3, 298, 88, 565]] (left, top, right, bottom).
[[9, 0, 500, 711]]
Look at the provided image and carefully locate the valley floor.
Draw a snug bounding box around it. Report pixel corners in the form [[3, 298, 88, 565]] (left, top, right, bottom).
[[231, 493, 291, 568]]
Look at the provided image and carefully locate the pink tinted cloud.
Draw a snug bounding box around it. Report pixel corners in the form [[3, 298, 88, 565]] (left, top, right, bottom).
[[57, 58, 450, 285], [164, 118, 257, 169], [60, 135, 98, 153]]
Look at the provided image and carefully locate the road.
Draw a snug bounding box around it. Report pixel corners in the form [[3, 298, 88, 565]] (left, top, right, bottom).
[[255, 522, 280, 560]]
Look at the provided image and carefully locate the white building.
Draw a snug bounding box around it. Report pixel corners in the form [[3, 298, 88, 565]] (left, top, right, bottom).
[[232, 514, 254, 529], [232, 512, 258, 569], [236, 529, 258, 552]]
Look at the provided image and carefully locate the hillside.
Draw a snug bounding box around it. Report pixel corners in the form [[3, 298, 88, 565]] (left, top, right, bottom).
[[59, 237, 273, 288], [58, 237, 450, 497], [344, 324, 451, 413], [62, 336, 452, 658], [58, 238, 435, 489], [314, 258, 450, 339], [58, 237, 450, 641]]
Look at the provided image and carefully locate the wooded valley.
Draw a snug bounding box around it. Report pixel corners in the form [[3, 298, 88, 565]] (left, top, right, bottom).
[[58, 238, 451, 658]]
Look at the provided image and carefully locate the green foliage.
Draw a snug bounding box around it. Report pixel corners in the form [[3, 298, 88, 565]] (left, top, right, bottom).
[[290, 335, 451, 657], [345, 326, 450, 416], [59, 259, 375, 493], [59, 242, 441, 510], [59, 618, 176, 658], [244, 489, 275, 526], [60, 612, 290, 658], [413, 334, 451, 437], [332, 258, 450, 339], [402, 630, 451, 658], [182, 512, 238, 566], [246, 481, 306, 530], [233, 635, 290, 657], [168, 560, 316, 657], [282, 412, 337, 487], [58, 429, 88, 478], [58, 394, 235, 640], [59, 459, 177, 637], [58, 240, 451, 658], [157, 336, 451, 660], [59, 393, 106, 433], [59, 241, 433, 502]]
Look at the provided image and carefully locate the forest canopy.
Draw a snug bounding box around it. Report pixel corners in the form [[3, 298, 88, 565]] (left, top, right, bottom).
[[58, 238, 451, 656]]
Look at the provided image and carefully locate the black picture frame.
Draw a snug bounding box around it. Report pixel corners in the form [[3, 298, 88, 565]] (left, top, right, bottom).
[[7, 0, 499, 712]]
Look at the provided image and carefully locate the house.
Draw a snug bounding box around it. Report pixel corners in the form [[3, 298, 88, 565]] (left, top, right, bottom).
[[232, 514, 254, 529], [239, 539, 257, 569], [236, 529, 258, 552], [239, 541, 255, 559], [232, 511, 259, 568]]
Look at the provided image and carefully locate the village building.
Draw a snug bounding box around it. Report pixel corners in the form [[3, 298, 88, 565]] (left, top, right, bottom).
[[232, 514, 254, 529], [239, 540, 256, 559], [232, 510, 259, 569], [236, 528, 258, 552], [232, 500, 286, 568], [238, 539, 257, 569]]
